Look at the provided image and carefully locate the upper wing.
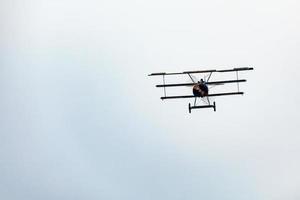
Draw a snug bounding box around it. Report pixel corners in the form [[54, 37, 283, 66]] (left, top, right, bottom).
[[216, 67, 254, 72], [148, 69, 216, 76], [148, 67, 253, 76]]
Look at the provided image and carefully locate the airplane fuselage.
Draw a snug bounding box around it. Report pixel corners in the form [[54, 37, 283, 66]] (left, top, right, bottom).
[[193, 82, 209, 97]]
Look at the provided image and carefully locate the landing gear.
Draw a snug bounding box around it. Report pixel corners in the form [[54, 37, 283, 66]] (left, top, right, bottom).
[[188, 101, 216, 113]]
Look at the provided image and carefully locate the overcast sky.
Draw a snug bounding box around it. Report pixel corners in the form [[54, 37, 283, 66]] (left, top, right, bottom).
[[1, 0, 300, 200]]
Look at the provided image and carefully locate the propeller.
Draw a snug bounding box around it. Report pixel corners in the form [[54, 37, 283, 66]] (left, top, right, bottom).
[[185, 73, 220, 106]]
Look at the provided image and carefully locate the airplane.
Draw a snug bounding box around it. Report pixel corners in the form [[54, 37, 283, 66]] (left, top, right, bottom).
[[148, 67, 253, 113]]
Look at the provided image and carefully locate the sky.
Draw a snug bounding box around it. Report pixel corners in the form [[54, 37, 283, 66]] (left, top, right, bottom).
[[1, 0, 300, 199]]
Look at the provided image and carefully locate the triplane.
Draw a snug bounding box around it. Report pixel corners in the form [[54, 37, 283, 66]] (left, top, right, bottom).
[[148, 67, 253, 113]]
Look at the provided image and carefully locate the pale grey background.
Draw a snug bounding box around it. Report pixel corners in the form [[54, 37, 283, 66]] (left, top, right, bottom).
[[1, 0, 300, 200]]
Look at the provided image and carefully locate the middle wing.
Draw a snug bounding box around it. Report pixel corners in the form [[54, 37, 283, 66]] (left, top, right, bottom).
[[156, 79, 246, 88]]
